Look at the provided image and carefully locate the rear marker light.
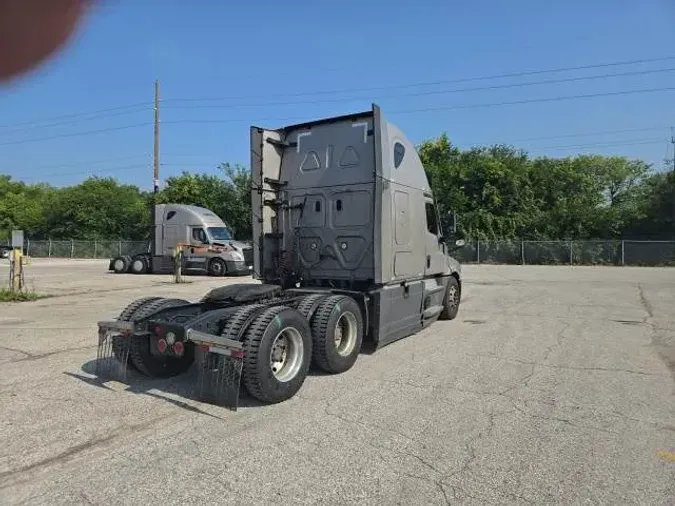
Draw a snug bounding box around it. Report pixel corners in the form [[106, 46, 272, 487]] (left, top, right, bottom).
[[173, 341, 184, 357], [231, 349, 245, 359], [157, 339, 167, 353]]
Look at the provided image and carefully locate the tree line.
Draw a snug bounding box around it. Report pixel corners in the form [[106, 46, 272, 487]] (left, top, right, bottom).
[[1, 137, 673, 243]]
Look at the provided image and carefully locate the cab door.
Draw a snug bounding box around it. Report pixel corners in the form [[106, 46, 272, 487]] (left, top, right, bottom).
[[423, 196, 445, 276]]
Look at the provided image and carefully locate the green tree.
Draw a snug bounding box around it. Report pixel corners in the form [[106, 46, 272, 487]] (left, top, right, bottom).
[[0, 176, 53, 240], [623, 170, 675, 239], [42, 177, 149, 240], [418, 135, 538, 240]]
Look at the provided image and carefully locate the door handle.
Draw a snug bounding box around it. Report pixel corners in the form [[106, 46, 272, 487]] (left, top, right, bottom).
[[426, 254, 430, 268]]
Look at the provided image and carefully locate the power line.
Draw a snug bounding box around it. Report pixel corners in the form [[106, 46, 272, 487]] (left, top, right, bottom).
[[507, 126, 670, 143], [6, 155, 218, 176], [17, 154, 151, 172], [0, 103, 152, 131], [2, 86, 674, 147], [0, 123, 152, 147], [163, 55, 675, 103], [1, 55, 672, 131], [161, 67, 675, 110], [392, 86, 675, 114], [13, 163, 151, 181], [3, 66, 669, 138], [0, 106, 150, 135], [158, 85, 675, 126], [534, 138, 665, 151]]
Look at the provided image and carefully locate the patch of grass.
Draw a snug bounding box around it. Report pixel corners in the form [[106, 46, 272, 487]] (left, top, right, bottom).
[[0, 288, 51, 302]]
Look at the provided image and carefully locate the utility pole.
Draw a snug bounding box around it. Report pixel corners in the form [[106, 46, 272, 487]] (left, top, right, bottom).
[[153, 79, 161, 194], [151, 79, 161, 264], [671, 128, 675, 241]]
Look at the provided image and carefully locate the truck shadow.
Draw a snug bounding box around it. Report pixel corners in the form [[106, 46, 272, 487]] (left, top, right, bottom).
[[69, 340, 377, 414], [65, 358, 268, 417]]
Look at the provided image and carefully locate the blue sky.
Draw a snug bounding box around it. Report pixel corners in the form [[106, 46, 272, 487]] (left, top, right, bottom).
[[1, 0, 674, 189]]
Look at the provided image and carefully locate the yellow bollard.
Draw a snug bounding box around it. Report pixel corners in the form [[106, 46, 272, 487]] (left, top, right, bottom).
[[173, 244, 183, 283], [10, 247, 24, 292]]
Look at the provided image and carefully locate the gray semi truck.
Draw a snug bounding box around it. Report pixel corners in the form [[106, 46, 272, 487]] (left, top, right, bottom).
[[95, 104, 465, 410], [108, 203, 254, 276]]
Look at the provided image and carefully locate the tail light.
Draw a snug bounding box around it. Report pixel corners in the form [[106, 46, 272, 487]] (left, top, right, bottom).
[[172, 341, 184, 357]]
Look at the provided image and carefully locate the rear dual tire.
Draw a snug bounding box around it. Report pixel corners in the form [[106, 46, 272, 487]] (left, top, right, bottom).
[[309, 295, 363, 374], [130, 256, 148, 274], [240, 305, 312, 404], [237, 295, 363, 404], [111, 255, 132, 274]]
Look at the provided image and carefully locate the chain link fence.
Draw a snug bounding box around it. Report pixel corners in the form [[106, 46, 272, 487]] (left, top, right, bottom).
[[18, 239, 675, 266], [25, 240, 149, 259], [453, 240, 675, 266]]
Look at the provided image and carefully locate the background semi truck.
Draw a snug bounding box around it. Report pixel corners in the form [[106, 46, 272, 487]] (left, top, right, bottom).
[[108, 203, 254, 276], [96, 104, 465, 409]]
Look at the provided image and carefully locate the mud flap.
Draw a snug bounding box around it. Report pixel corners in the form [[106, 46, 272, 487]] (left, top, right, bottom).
[[95, 320, 135, 381], [95, 329, 130, 381], [195, 346, 243, 411]]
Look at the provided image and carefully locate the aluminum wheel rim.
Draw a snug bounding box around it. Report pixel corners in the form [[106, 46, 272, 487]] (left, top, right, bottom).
[[114, 259, 124, 271], [132, 260, 143, 271], [212, 261, 223, 274], [269, 326, 304, 382], [447, 285, 458, 309], [334, 311, 358, 357]]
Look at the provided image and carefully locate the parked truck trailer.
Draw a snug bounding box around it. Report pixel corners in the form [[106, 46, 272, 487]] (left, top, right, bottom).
[[108, 203, 254, 276], [96, 104, 465, 409]]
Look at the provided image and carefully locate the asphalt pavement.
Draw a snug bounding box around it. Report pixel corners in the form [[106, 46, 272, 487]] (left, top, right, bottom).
[[0, 260, 673, 505]]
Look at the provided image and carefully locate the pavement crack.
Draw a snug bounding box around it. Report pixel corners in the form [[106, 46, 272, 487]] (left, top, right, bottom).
[[323, 400, 418, 445], [0, 413, 175, 489], [506, 398, 617, 435], [439, 409, 493, 492], [544, 364, 666, 377], [379, 377, 500, 399], [0, 344, 32, 357], [324, 398, 459, 505], [12, 344, 96, 363], [637, 283, 654, 318], [437, 482, 451, 505], [542, 321, 572, 364], [609, 409, 675, 432], [499, 364, 536, 396], [473, 353, 667, 378]]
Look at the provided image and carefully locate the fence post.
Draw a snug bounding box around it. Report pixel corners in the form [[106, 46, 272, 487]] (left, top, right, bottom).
[[476, 240, 480, 264], [569, 241, 573, 266], [48, 239, 52, 258], [71, 239, 74, 258], [94, 240, 98, 259], [521, 240, 525, 265], [621, 240, 625, 266], [119, 241, 122, 255], [26, 239, 30, 256]]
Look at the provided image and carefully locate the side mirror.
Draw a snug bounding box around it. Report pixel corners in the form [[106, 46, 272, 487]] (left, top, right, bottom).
[[445, 238, 465, 252]]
